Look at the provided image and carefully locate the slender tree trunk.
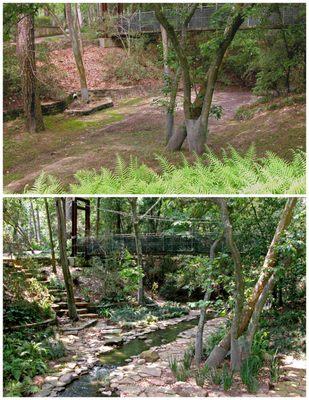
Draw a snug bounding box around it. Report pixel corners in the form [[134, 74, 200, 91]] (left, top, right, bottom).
[[195, 237, 221, 365], [66, 4, 88, 102], [205, 198, 297, 369], [96, 198, 101, 238], [76, 3, 83, 27], [17, 12, 44, 133], [217, 199, 244, 371], [45, 199, 57, 274], [36, 206, 41, 244], [129, 198, 144, 305], [30, 199, 39, 243], [55, 199, 78, 321]]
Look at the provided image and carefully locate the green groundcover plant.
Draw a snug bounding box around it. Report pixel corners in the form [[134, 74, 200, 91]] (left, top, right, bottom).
[[29, 147, 305, 195]]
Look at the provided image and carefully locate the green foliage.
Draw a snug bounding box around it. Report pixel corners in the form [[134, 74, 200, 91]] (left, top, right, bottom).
[[31, 148, 306, 195], [221, 363, 233, 391], [195, 367, 207, 387], [168, 355, 191, 382], [209, 367, 222, 385], [119, 250, 144, 294], [48, 274, 65, 290], [269, 350, 281, 383], [4, 328, 65, 396], [240, 359, 260, 393], [4, 300, 53, 326], [203, 327, 227, 360], [107, 302, 189, 323]]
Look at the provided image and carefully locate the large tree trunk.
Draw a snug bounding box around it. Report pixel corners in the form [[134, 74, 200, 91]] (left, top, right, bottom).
[[17, 12, 44, 133], [205, 198, 297, 368], [218, 199, 244, 371], [66, 4, 88, 102], [129, 198, 144, 305], [55, 199, 78, 321], [45, 199, 57, 274], [164, 6, 245, 154]]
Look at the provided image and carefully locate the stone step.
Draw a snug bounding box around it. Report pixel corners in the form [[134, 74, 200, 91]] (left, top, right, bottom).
[[75, 301, 90, 308], [54, 301, 88, 309], [76, 308, 89, 314], [49, 289, 66, 294], [79, 313, 99, 319]]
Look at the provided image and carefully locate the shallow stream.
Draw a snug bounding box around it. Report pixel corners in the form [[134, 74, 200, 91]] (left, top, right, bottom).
[[59, 318, 198, 397]]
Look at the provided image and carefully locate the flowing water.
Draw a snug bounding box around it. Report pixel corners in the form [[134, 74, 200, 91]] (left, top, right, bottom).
[[59, 318, 198, 397]]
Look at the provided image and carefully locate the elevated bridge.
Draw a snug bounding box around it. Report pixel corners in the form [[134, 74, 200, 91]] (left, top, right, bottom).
[[76, 234, 216, 257], [115, 5, 303, 34]]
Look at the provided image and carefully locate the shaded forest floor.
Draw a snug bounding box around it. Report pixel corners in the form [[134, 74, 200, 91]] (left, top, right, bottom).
[[4, 88, 305, 193]]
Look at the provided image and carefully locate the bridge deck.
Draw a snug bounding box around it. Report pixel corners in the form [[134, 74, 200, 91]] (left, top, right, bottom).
[[115, 5, 302, 34], [76, 234, 216, 256]]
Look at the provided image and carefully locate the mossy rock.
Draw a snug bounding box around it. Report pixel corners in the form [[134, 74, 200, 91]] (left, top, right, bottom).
[[140, 350, 160, 362]]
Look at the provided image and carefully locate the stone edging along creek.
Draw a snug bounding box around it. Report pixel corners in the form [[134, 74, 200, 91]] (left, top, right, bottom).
[[35, 310, 223, 397]]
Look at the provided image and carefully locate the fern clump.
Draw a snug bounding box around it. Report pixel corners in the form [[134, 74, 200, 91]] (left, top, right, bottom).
[[29, 147, 305, 195]]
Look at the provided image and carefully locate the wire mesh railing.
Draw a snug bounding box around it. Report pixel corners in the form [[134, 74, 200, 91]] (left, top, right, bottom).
[[115, 5, 303, 34], [77, 234, 216, 256]]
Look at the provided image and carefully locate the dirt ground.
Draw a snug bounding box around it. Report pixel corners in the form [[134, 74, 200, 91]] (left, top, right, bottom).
[[4, 87, 305, 193]]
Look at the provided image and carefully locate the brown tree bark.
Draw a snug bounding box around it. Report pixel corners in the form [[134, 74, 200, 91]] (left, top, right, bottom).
[[96, 198, 101, 238], [205, 198, 297, 368], [194, 237, 221, 366], [129, 198, 144, 305], [44, 199, 57, 274], [55, 198, 78, 321], [217, 199, 244, 371], [66, 4, 89, 102], [17, 12, 44, 133], [156, 5, 246, 154]]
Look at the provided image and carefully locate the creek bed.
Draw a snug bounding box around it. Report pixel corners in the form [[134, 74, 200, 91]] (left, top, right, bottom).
[[59, 318, 198, 397]]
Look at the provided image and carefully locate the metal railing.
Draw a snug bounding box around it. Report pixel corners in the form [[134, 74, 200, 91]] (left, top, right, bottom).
[[116, 5, 303, 34]]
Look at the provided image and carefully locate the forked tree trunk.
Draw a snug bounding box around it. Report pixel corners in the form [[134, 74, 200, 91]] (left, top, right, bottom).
[[66, 4, 89, 102], [44, 199, 57, 274], [129, 198, 144, 305], [17, 12, 44, 133], [163, 7, 245, 154], [205, 198, 297, 369], [55, 199, 78, 321]]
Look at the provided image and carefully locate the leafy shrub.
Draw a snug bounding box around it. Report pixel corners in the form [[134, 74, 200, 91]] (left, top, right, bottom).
[[4, 300, 53, 326], [48, 274, 65, 290], [4, 329, 65, 396], [31, 148, 306, 195]]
